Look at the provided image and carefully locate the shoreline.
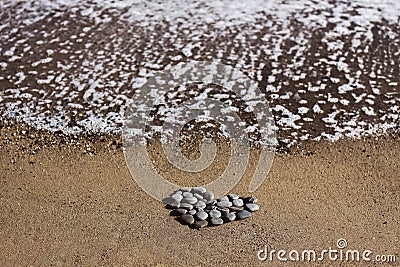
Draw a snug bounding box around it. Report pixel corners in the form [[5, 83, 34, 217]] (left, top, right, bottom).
[[1, 121, 399, 266]]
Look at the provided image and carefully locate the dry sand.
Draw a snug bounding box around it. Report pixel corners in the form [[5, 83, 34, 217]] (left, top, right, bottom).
[[0, 123, 399, 266]]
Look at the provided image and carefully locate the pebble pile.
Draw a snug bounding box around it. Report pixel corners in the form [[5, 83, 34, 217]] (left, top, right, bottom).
[[162, 187, 259, 228]]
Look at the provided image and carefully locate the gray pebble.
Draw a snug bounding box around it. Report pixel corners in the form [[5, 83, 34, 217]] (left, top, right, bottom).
[[181, 196, 197, 205], [162, 197, 180, 208], [182, 192, 193, 198], [228, 193, 239, 200], [218, 196, 229, 202], [193, 193, 204, 200], [194, 200, 206, 209], [188, 209, 197, 215], [210, 218, 224, 226], [193, 220, 208, 228], [180, 187, 191, 192], [191, 187, 206, 195], [232, 199, 244, 207], [195, 211, 208, 221], [229, 206, 244, 212], [170, 208, 187, 216], [173, 190, 183, 195], [179, 214, 195, 224], [180, 203, 193, 210], [245, 203, 259, 212], [222, 212, 236, 222], [170, 193, 183, 202], [203, 191, 214, 201], [209, 209, 221, 218], [217, 201, 232, 208], [236, 210, 252, 220]]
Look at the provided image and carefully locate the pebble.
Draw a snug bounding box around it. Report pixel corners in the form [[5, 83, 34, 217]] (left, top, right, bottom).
[[209, 209, 221, 218], [170, 208, 187, 216], [180, 203, 193, 210], [218, 196, 229, 202], [188, 209, 197, 215], [163, 197, 180, 208], [165, 188, 259, 228], [203, 191, 214, 201], [193, 193, 204, 200], [194, 200, 206, 209], [229, 206, 244, 212], [170, 194, 183, 202], [195, 211, 208, 221], [181, 196, 197, 205], [180, 187, 191, 192], [217, 201, 232, 208], [191, 187, 206, 194], [245, 203, 260, 212], [210, 218, 224, 226], [182, 192, 193, 198], [179, 214, 195, 225], [236, 210, 252, 220], [193, 220, 208, 229], [223, 213, 236, 222], [232, 199, 244, 207]]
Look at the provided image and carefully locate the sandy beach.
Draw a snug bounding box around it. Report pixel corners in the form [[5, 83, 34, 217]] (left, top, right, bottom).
[[0, 122, 398, 266], [1, 0, 399, 266]]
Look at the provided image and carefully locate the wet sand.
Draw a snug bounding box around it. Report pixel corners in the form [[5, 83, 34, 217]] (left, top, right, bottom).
[[0, 122, 398, 266]]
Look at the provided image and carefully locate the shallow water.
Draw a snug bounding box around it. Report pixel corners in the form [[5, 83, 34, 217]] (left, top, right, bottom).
[[0, 0, 399, 147]]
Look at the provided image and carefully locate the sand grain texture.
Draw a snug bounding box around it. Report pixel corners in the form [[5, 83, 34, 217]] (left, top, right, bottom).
[[0, 126, 399, 266]]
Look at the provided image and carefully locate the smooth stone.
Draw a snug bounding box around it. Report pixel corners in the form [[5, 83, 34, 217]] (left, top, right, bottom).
[[193, 193, 204, 200], [170, 194, 183, 202], [181, 196, 197, 205], [203, 191, 214, 201], [232, 199, 244, 207], [210, 217, 224, 226], [217, 201, 232, 208], [188, 209, 197, 215], [193, 220, 208, 228], [236, 210, 252, 220], [179, 214, 195, 224], [191, 187, 206, 195], [218, 207, 229, 216], [229, 206, 244, 212], [180, 187, 191, 192], [243, 196, 258, 204], [180, 203, 193, 210], [228, 193, 239, 200], [170, 208, 187, 216], [218, 196, 229, 202], [194, 200, 206, 209], [222, 212, 236, 222], [162, 197, 180, 208], [195, 211, 208, 221], [173, 190, 183, 195], [182, 192, 193, 198], [209, 210, 221, 218], [245, 203, 260, 212]]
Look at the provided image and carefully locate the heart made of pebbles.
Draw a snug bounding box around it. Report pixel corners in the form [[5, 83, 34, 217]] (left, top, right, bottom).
[[163, 187, 259, 229]]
